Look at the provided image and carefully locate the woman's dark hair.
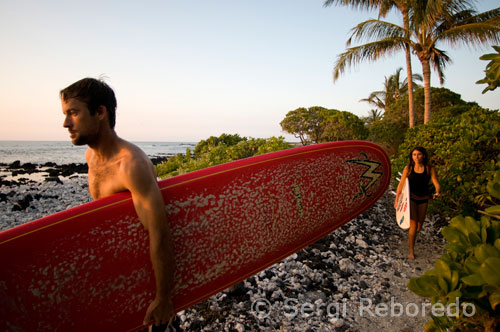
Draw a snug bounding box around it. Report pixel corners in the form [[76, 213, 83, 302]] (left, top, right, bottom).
[[60, 78, 117, 129]]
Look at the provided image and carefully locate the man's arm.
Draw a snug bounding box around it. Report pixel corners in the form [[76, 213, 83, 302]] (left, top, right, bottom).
[[121, 158, 175, 326]]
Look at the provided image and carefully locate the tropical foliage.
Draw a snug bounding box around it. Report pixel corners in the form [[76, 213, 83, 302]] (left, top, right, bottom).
[[367, 87, 476, 156], [155, 134, 291, 179], [324, 0, 419, 127], [385, 87, 477, 126], [329, 0, 500, 124], [280, 107, 368, 145], [476, 45, 500, 94], [362, 109, 383, 126], [391, 106, 500, 217], [408, 170, 500, 332], [360, 67, 422, 112]]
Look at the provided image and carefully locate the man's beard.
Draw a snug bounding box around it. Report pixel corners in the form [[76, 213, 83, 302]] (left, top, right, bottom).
[[71, 133, 94, 146]]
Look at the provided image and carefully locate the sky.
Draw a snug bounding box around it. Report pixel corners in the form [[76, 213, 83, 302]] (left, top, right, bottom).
[[0, 0, 499, 142]]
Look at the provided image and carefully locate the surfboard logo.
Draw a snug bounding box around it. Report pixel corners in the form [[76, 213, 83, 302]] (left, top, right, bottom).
[[399, 216, 405, 225], [347, 152, 383, 200]]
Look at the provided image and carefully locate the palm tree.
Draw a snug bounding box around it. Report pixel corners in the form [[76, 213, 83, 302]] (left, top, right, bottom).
[[378, 1, 416, 127], [363, 109, 384, 126], [325, 0, 419, 127], [332, 1, 500, 123], [360, 67, 422, 111]]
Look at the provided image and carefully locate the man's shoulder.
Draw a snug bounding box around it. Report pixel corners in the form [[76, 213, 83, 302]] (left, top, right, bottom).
[[117, 141, 157, 191], [118, 141, 153, 173]]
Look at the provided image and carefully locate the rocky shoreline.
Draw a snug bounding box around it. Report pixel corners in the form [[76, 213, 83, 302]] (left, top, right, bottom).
[[0, 162, 446, 331], [0, 157, 168, 230]]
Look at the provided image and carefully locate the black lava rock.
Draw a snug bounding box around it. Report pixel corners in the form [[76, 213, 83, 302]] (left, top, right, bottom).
[[12, 194, 33, 211]]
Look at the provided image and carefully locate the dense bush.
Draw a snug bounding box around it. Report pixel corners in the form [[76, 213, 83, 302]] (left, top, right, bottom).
[[408, 170, 500, 332], [391, 106, 500, 217], [385, 87, 474, 127], [155, 134, 292, 178], [367, 118, 407, 156], [369, 88, 475, 155], [322, 110, 368, 142], [280, 107, 368, 145]]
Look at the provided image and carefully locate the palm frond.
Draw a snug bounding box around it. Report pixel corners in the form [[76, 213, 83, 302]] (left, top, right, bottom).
[[349, 19, 407, 44], [415, 0, 478, 28], [430, 48, 451, 85], [333, 38, 406, 81], [439, 23, 500, 49], [323, 0, 382, 10], [360, 93, 386, 110], [463, 7, 500, 23]]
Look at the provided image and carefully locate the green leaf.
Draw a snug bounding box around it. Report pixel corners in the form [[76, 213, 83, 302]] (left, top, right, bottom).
[[453, 216, 481, 237], [479, 257, 500, 287], [442, 226, 469, 246], [487, 179, 500, 200], [465, 216, 481, 234], [481, 216, 492, 229], [482, 226, 488, 243], [446, 290, 462, 305], [469, 232, 482, 246], [408, 276, 440, 297], [444, 243, 466, 255], [450, 270, 459, 291], [462, 274, 485, 286], [438, 277, 449, 294], [485, 205, 500, 215], [474, 244, 500, 263], [465, 257, 481, 274], [434, 259, 452, 281], [495, 238, 500, 252]]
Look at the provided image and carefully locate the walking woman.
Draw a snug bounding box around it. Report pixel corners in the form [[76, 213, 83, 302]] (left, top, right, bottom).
[[394, 147, 441, 259]]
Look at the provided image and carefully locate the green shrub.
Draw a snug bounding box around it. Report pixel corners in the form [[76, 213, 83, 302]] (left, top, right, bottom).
[[367, 118, 407, 156], [408, 170, 500, 331], [155, 134, 292, 179], [384, 87, 473, 128], [280, 107, 368, 144], [370, 88, 475, 156], [392, 106, 500, 217]]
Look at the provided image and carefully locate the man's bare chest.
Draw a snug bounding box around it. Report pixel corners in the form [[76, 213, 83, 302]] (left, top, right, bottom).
[[88, 165, 126, 199]]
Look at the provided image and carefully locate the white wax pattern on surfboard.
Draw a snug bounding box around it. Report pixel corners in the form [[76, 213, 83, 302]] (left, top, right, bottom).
[[396, 178, 410, 229], [168, 151, 371, 294]]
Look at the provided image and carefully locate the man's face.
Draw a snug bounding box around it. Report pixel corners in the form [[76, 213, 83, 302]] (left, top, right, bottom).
[[62, 98, 99, 146]]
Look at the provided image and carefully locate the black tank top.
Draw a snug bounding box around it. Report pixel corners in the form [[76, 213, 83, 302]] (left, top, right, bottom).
[[408, 166, 431, 197]]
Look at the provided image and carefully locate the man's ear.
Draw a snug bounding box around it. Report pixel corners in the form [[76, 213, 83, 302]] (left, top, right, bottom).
[[96, 105, 108, 122]]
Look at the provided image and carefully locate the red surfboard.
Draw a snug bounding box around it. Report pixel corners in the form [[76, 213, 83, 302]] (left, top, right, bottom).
[[0, 141, 390, 332]]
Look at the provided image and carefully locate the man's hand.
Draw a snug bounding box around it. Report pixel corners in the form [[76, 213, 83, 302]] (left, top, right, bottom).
[[143, 296, 174, 327]]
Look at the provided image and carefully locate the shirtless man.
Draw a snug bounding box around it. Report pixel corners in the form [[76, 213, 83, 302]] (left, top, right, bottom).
[[60, 78, 175, 329]]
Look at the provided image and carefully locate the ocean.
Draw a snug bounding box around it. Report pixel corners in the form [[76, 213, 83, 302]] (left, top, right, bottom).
[[0, 141, 195, 165]]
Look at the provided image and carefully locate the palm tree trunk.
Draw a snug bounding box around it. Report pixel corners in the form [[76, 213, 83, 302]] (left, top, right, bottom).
[[403, 10, 415, 128], [422, 58, 432, 124]]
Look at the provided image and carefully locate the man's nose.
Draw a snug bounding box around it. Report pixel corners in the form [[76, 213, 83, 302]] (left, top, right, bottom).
[[63, 116, 72, 128]]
